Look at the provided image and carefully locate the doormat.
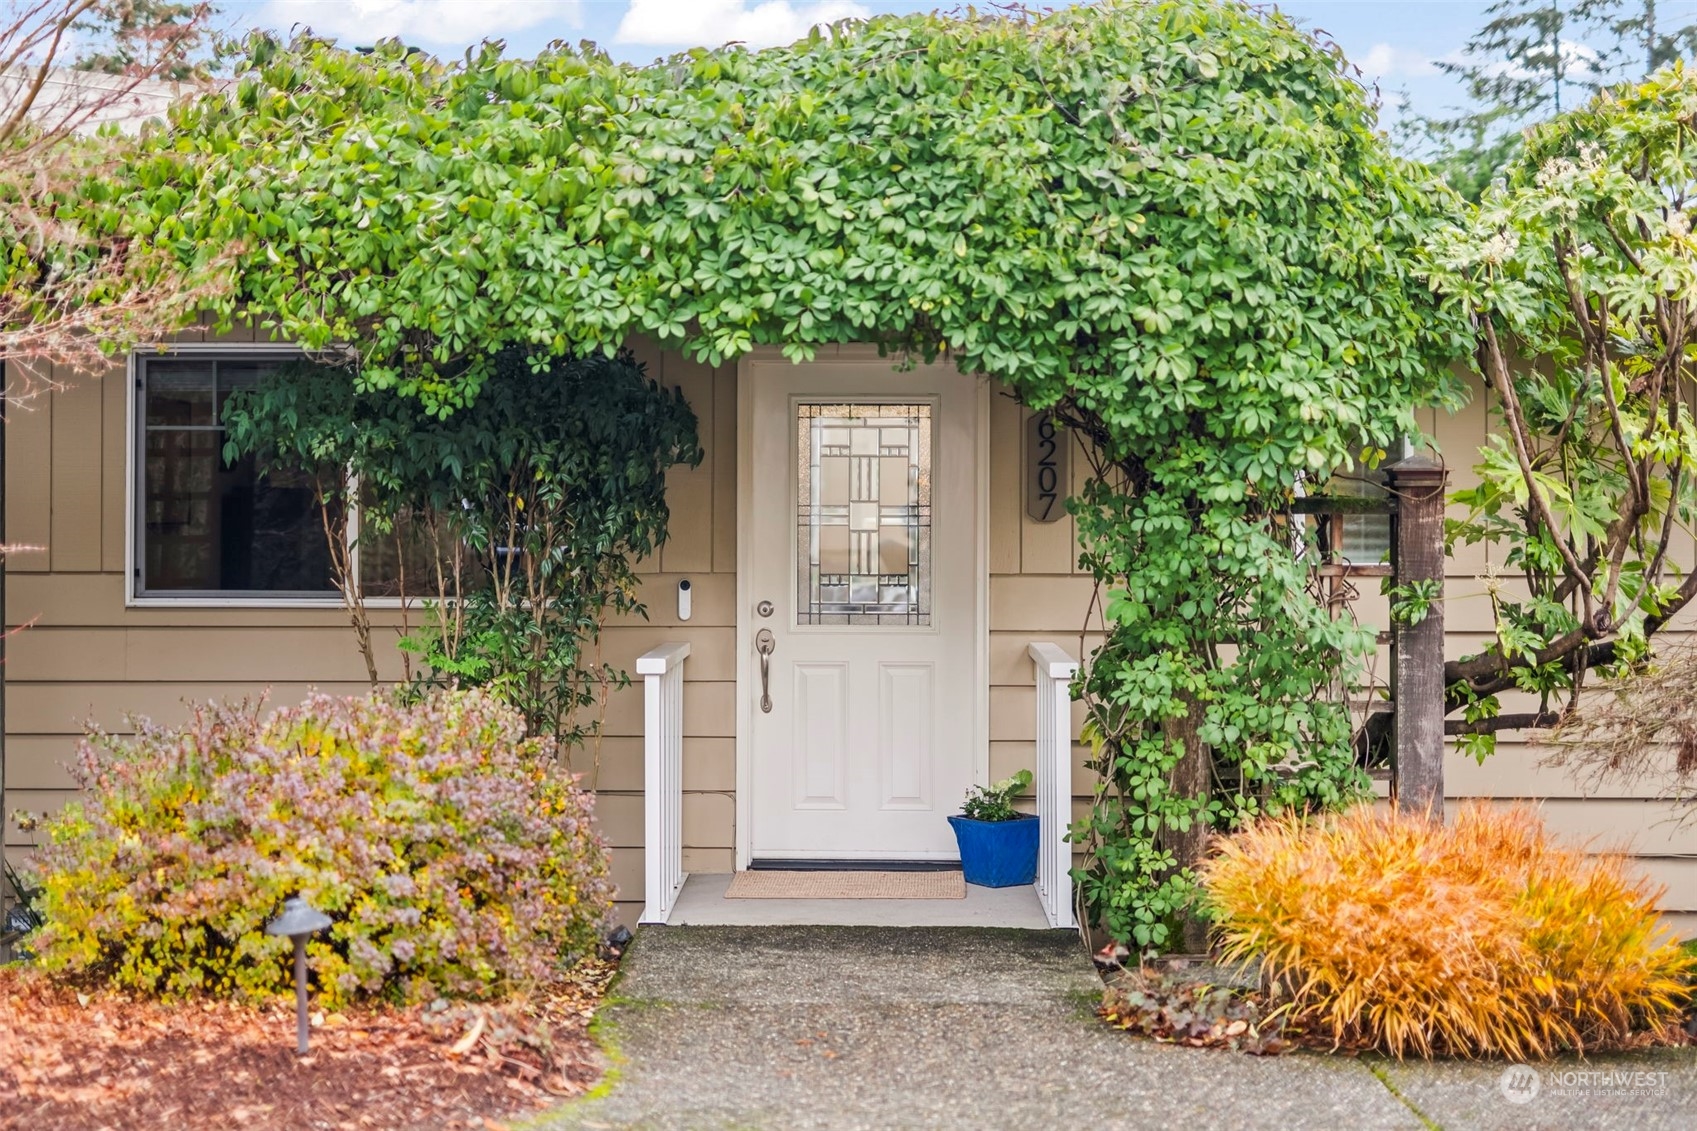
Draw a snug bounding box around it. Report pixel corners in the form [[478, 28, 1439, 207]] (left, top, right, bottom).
[[725, 870, 966, 900]]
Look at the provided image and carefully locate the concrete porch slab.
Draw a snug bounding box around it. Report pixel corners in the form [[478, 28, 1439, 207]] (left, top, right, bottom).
[[665, 872, 1056, 928]]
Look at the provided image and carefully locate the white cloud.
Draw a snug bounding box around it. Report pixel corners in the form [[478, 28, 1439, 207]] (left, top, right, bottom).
[[1435, 39, 1608, 83], [259, 1, 579, 48], [615, 0, 869, 50], [1358, 43, 1437, 79]]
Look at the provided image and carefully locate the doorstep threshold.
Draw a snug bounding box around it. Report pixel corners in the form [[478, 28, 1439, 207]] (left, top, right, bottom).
[[749, 858, 962, 873]]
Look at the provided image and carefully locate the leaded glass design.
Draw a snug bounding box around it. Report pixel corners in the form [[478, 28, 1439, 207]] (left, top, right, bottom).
[[796, 402, 932, 625]]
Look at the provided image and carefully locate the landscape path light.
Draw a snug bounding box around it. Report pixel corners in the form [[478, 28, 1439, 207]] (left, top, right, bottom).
[[265, 896, 333, 1056]]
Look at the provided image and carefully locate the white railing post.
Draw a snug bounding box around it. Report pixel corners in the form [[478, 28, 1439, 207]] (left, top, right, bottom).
[[1028, 642, 1079, 930], [638, 642, 690, 924]]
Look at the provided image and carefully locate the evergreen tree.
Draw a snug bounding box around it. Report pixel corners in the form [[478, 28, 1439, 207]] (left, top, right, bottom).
[[1602, 0, 1697, 74], [1404, 0, 1697, 197]]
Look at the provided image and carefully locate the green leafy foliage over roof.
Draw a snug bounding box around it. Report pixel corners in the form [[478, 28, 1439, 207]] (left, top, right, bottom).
[[122, 0, 1462, 464], [96, 1, 1470, 947]]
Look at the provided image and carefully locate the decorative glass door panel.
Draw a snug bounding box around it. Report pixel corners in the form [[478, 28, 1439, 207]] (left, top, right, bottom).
[[796, 402, 932, 626]]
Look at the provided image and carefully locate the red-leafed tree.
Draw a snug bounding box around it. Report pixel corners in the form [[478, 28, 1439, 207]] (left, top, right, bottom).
[[1, 0, 226, 399]]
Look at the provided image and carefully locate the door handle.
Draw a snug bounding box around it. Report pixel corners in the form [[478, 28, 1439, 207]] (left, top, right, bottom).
[[756, 628, 775, 714]]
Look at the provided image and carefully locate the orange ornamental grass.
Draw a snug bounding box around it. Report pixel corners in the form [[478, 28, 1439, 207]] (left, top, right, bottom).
[[1201, 802, 1694, 1061]]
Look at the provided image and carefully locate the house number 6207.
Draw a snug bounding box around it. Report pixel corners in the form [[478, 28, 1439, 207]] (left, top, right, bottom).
[[1025, 414, 1067, 524]]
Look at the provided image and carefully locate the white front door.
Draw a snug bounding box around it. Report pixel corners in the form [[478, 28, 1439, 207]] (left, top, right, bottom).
[[741, 355, 983, 860]]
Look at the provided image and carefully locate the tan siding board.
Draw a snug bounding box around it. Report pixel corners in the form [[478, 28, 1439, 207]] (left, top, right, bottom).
[[5, 363, 52, 573], [8, 626, 128, 681], [50, 368, 109, 572], [608, 847, 642, 904], [8, 681, 376, 735], [601, 625, 735, 681], [588, 736, 735, 794], [990, 739, 1094, 796], [596, 794, 641, 847], [4, 570, 736, 629], [1443, 740, 1685, 800], [712, 364, 737, 573], [1493, 798, 1697, 856], [9, 572, 356, 628], [1434, 374, 1492, 577], [987, 383, 1021, 574], [684, 847, 734, 873], [1442, 592, 1500, 639], [990, 685, 1085, 744], [990, 631, 1099, 687], [7, 624, 397, 683], [4, 736, 77, 789], [685, 791, 735, 849], [1637, 859, 1697, 913], [989, 575, 1096, 633], [101, 363, 127, 572], [603, 846, 736, 909], [595, 790, 734, 850], [660, 353, 714, 574], [625, 337, 667, 577], [601, 680, 732, 739], [137, 628, 403, 684]]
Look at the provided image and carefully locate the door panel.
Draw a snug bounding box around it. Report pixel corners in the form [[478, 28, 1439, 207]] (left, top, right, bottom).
[[792, 662, 848, 809], [746, 361, 980, 860], [877, 662, 934, 810]]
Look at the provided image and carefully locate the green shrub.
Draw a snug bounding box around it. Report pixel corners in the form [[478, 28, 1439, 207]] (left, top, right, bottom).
[[1203, 802, 1694, 1059], [24, 690, 612, 1007]]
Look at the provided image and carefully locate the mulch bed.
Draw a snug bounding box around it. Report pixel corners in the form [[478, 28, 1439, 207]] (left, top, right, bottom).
[[0, 959, 617, 1131]]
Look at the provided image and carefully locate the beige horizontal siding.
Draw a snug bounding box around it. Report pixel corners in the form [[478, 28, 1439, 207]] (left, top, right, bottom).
[[3, 336, 739, 923], [6, 570, 738, 629], [8, 354, 1694, 935], [1429, 374, 1697, 921]]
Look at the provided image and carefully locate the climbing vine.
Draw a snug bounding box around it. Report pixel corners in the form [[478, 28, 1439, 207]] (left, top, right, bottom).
[[100, 0, 1467, 945], [220, 349, 701, 766]]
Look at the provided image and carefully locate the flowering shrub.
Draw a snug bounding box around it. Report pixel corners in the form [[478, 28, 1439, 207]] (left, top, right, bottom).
[[959, 770, 1033, 822], [24, 691, 612, 1007], [1203, 803, 1694, 1059]]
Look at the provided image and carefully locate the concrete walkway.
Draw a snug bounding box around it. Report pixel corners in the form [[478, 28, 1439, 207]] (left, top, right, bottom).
[[536, 925, 1696, 1130]]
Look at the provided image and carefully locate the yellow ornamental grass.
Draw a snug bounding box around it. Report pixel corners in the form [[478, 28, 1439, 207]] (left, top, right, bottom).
[[1202, 803, 1693, 1060]]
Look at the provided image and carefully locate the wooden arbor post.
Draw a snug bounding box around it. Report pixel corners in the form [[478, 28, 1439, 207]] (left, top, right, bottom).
[[1386, 451, 1449, 821]]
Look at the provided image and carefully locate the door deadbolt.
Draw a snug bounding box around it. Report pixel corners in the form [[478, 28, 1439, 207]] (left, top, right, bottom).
[[756, 600, 775, 618]]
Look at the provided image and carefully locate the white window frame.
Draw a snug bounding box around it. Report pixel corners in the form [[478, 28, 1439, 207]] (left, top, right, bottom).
[[124, 344, 408, 608]]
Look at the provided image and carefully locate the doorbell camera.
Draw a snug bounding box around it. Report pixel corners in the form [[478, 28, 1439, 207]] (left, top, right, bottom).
[[678, 578, 692, 621]]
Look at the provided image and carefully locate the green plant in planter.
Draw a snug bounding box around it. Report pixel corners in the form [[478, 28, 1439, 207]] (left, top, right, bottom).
[[961, 770, 1033, 822]]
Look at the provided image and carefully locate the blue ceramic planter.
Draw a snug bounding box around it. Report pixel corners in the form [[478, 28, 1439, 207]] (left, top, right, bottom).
[[948, 813, 1039, 887]]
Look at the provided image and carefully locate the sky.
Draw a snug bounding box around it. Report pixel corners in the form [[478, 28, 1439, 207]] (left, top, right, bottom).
[[207, 1, 1697, 125]]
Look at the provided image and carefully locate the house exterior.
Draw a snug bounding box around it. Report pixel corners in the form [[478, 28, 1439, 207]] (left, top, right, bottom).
[[5, 329, 1695, 935]]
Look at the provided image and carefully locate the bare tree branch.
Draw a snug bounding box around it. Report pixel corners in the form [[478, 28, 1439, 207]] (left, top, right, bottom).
[[0, 1, 227, 390]]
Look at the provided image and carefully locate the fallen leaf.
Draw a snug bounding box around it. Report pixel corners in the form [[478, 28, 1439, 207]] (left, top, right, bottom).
[[448, 1012, 488, 1059]]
